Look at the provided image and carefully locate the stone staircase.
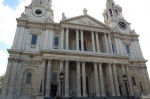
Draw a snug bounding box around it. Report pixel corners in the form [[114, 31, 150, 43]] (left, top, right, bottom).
[[44, 96, 129, 99]]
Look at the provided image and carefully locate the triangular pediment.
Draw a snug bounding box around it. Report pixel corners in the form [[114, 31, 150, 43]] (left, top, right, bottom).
[[61, 15, 110, 29]]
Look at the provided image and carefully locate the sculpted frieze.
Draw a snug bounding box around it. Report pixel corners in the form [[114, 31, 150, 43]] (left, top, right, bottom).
[[129, 66, 147, 71], [22, 60, 42, 69], [62, 24, 109, 33]]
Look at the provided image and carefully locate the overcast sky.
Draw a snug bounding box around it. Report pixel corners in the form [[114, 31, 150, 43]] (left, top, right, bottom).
[[0, 0, 150, 76]]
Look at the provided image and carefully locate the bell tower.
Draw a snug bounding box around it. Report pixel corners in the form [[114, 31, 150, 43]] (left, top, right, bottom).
[[22, 0, 54, 22], [103, 0, 132, 34]]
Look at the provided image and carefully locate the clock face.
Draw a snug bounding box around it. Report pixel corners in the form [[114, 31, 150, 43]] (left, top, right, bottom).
[[118, 21, 127, 30]]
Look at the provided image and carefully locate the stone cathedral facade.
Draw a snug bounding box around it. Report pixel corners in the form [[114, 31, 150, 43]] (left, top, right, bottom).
[[1, 0, 150, 99]]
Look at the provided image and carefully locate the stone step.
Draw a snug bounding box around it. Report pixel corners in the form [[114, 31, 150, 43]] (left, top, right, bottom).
[[44, 96, 129, 99]]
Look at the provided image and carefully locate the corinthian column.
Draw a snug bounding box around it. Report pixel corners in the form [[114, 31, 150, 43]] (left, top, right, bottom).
[[77, 61, 81, 97], [98, 62, 105, 96], [94, 62, 100, 96], [82, 61, 86, 97], [66, 28, 69, 50], [41, 60, 46, 95], [104, 33, 109, 53], [91, 31, 96, 52], [60, 60, 64, 72], [112, 63, 120, 96], [81, 30, 84, 51], [108, 34, 113, 53], [76, 29, 79, 50], [59, 60, 64, 96], [46, 60, 52, 96], [108, 63, 115, 96], [61, 28, 64, 49], [96, 32, 100, 52], [65, 60, 69, 97]]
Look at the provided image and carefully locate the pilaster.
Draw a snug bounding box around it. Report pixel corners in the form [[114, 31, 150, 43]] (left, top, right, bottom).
[[1, 58, 12, 97], [98, 62, 105, 96], [7, 59, 19, 97], [94, 62, 100, 96]]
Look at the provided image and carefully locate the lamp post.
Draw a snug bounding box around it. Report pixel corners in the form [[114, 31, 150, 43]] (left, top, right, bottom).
[[122, 74, 130, 99], [59, 71, 64, 99]]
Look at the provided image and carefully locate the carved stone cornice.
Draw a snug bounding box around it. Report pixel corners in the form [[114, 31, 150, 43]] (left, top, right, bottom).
[[8, 58, 20, 63], [16, 18, 59, 29], [129, 66, 147, 71], [61, 23, 110, 33]]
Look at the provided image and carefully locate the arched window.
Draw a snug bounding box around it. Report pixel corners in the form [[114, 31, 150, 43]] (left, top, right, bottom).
[[132, 76, 136, 85], [26, 73, 32, 84]]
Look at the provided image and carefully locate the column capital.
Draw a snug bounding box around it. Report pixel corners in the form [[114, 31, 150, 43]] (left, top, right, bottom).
[[59, 59, 65, 62], [98, 61, 103, 64], [76, 60, 81, 63], [76, 29, 79, 31], [122, 63, 129, 66], [112, 62, 117, 65], [65, 59, 70, 62], [48, 59, 52, 62], [93, 61, 98, 64], [91, 31, 94, 33], [107, 62, 113, 65], [81, 61, 86, 64]]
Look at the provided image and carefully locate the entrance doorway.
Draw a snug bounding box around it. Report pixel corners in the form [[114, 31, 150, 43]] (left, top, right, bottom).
[[51, 85, 57, 97]]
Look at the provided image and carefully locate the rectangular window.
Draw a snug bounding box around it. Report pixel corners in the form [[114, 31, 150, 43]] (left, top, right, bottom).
[[54, 37, 59, 46], [31, 35, 37, 45], [125, 45, 130, 54]]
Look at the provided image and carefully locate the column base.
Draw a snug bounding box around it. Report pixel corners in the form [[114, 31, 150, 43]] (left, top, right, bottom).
[[0, 96, 6, 99], [6, 96, 14, 99], [36, 95, 44, 99]]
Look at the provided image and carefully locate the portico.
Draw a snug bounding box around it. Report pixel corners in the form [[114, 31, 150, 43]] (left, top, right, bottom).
[[60, 26, 113, 54], [41, 53, 134, 97]]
